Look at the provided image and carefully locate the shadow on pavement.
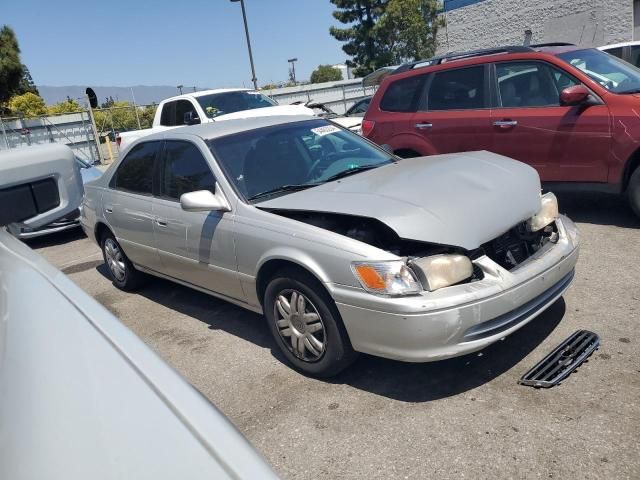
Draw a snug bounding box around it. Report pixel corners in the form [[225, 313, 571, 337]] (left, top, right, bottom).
[[25, 227, 86, 249], [553, 191, 639, 228], [96, 263, 566, 402], [329, 298, 566, 402]]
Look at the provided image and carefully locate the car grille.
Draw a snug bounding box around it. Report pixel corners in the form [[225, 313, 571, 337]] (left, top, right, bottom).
[[480, 221, 556, 270]]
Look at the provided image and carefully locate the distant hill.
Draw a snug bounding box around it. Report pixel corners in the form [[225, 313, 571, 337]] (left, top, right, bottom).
[[38, 85, 212, 106]]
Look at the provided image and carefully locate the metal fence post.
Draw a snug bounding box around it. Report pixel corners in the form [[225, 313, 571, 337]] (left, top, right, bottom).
[[342, 85, 347, 112], [0, 117, 9, 149], [79, 110, 97, 164]]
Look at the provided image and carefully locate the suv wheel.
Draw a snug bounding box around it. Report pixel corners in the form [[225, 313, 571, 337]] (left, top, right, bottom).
[[627, 167, 640, 218], [264, 269, 357, 377], [101, 233, 145, 291]]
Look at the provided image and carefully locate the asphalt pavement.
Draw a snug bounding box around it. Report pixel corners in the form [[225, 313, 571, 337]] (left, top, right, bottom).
[[29, 191, 640, 480]]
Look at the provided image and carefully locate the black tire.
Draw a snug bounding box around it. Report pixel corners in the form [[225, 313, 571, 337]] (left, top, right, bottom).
[[627, 167, 640, 218], [264, 268, 357, 377], [100, 231, 145, 291]]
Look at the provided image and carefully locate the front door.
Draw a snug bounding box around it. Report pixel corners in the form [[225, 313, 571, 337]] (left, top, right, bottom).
[[489, 60, 611, 182], [152, 140, 242, 300], [103, 141, 161, 269], [412, 64, 494, 155]]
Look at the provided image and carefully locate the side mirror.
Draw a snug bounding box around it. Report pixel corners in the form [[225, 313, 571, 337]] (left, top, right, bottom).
[[560, 85, 590, 106], [180, 189, 230, 212], [183, 111, 201, 126]]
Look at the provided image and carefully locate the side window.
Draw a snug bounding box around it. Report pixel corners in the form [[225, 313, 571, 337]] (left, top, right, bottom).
[[603, 47, 623, 60], [174, 100, 197, 125], [427, 66, 485, 111], [160, 101, 176, 126], [161, 141, 216, 201], [380, 75, 425, 112], [495, 62, 575, 108], [111, 141, 159, 195], [630, 46, 640, 68]]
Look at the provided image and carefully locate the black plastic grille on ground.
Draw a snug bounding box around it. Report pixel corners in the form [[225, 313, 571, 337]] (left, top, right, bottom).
[[519, 330, 599, 388]]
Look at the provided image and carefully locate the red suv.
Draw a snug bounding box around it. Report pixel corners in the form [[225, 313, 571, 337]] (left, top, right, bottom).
[[363, 44, 640, 216]]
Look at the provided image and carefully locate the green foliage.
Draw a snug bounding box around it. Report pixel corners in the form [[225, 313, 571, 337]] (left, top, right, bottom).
[[329, 0, 442, 76], [18, 65, 39, 96], [93, 101, 157, 132], [0, 26, 25, 105], [310, 64, 344, 84], [8, 92, 47, 117], [375, 0, 442, 64], [47, 97, 83, 115], [329, 0, 388, 77]]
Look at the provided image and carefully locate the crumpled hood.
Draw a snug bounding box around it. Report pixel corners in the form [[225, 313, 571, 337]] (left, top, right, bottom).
[[259, 151, 542, 250], [214, 104, 314, 121]]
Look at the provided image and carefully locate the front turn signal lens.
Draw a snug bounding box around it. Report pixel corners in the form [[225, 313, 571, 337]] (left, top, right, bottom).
[[528, 192, 559, 232], [352, 261, 422, 296]]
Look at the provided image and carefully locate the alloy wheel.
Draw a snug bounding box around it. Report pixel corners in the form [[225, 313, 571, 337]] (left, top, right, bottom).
[[274, 289, 326, 362], [104, 238, 126, 282]]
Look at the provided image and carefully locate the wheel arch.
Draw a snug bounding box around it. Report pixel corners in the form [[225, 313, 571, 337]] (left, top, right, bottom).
[[622, 148, 640, 191], [94, 221, 112, 245]]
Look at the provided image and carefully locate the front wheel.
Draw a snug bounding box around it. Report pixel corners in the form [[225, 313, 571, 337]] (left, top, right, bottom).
[[627, 167, 640, 218], [264, 269, 357, 377]]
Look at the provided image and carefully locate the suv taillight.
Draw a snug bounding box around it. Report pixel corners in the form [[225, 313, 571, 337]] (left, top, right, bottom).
[[361, 119, 375, 138]]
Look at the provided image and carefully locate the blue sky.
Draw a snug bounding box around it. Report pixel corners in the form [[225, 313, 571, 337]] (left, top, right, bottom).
[[3, 0, 347, 87]]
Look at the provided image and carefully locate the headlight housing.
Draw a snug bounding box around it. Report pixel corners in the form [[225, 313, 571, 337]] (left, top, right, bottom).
[[352, 261, 422, 296], [410, 254, 474, 291], [527, 192, 559, 232]]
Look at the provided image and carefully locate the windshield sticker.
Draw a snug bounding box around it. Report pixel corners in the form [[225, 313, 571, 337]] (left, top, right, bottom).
[[311, 125, 340, 137]]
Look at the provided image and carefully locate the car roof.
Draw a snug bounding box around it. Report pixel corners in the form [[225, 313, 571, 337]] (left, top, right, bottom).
[[599, 41, 640, 50], [142, 115, 319, 143], [161, 88, 252, 103]]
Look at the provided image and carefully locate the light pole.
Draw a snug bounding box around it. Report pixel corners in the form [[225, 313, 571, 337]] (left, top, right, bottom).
[[288, 58, 298, 85], [230, 0, 258, 90], [177, 84, 183, 95]]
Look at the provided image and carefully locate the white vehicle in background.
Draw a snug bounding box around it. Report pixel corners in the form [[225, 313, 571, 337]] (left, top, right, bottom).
[[116, 88, 315, 151], [599, 41, 640, 68]]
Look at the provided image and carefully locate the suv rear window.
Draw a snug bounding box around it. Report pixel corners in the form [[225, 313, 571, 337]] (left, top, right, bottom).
[[380, 75, 425, 112], [427, 66, 485, 110]]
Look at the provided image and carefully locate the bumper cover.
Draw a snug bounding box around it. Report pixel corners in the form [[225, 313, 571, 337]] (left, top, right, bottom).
[[330, 215, 579, 362]]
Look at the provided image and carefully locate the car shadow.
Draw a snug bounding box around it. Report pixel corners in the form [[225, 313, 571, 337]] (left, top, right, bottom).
[[329, 298, 566, 402], [552, 191, 639, 228], [24, 227, 86, 249], [96, 264, 566, 402]]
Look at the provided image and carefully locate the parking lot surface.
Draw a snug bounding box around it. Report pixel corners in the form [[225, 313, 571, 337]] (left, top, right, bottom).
[[30, 192, 640, 479]]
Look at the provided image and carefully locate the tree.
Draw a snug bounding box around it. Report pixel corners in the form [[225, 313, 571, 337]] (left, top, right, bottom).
[[48, 97, 83, 115], [310, 64, 344, 84], [8, 92, 47, 117], [329, 0, 389, 77], [0, 26, 25, 105], [18, 65, 39, 96], [375, 0, 441, 64]]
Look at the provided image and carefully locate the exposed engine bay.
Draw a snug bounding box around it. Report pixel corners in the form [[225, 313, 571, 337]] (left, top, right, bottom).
[[264, 209, 464, 257]]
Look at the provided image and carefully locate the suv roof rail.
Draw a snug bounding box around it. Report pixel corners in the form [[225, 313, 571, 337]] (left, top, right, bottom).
[[529, 42, 576, 48], [392, 45, 534, 75]]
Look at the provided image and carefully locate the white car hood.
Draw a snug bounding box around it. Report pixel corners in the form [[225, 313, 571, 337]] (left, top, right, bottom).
[[213, 104, 314, 121], [259, 151, 542, 250], [330, 116, 363, 131]]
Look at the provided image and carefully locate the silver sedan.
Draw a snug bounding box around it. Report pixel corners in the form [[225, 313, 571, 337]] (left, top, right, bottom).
[[81, 116, 579, 376]]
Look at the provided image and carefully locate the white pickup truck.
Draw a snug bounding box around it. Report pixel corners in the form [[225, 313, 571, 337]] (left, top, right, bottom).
[[116, 88, 315, 151]]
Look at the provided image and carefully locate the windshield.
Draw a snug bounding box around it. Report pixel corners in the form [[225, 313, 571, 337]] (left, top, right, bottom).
[[557, 48, 640, 93], [207, 119, 394, 202], [196, 91, 277, 118]]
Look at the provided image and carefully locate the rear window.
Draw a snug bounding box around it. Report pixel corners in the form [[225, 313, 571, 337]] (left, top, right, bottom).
[[380, 75, 425, 112]]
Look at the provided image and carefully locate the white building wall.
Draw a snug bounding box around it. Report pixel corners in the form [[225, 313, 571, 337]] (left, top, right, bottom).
[[437, 0, 634, 54]]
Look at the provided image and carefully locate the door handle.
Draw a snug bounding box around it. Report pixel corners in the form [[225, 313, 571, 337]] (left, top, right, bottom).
[[493, 120, 518, 128], [155, 218, 168, 227], [104, 207, 113, 214], [415, 122, 433, 129]]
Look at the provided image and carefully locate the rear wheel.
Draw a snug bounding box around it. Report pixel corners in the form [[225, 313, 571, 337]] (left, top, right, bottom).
[[264, 268, 357, 377], [100, 232, 145, 291], [627, 167, 640, 218]]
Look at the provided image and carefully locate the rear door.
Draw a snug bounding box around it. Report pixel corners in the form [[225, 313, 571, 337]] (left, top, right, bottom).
[[489, 60, 611, 182], [103, 141, 161, 269], [152, 140, 242, 300], [412, 65, 494, 154]]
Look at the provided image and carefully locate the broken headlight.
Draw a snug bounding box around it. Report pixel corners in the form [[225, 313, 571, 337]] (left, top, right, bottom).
[[352, 261, 422, 295], [410, 254, 474, 291], [527, 192, 559, 232]]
